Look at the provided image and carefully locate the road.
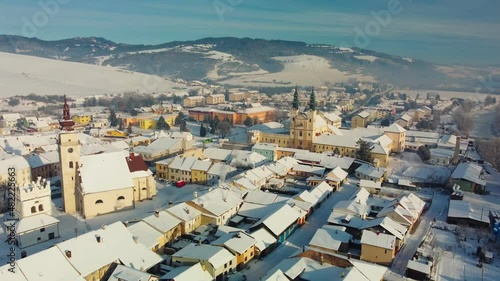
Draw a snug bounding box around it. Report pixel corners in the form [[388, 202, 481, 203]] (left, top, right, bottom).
[[239, 183, 359, 280], [384, 192, 450, 280]]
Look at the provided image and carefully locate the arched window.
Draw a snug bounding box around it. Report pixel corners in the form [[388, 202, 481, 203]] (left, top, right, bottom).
[[31, 206, 36, 214], [95, 200, 103, 204], [69, 161, 74, 168], [38, 204, 44, 212], [117, 196, 125, 200]]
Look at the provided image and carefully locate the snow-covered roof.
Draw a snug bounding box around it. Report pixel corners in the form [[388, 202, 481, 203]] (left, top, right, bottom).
[[251, 204, 301, 237], [359, 179, 381, 189], [355, 164, 386, 179], [191, 159, 212, 171], [360, 230, 395, 250], [357, 111, 371, 118], [108, 264, 158, 281], [384, 123, 406, 133], [203, 147, 232, 161], [244, 190, 280, 205], [451, 162, 486, 186], [211, 231, 256, 254], [207, 162, 236, 176], [361, 217, 407, 240], [127, 221, 162, 249], [16, 247, 82, 281], [250, 228, 276, 251], [16, 213, 59, 233], [160, 263, 212, 281], [0, 155, 30, 174], [55, 231, 119, 277], [172, 243, 235, 269], [166, 202, 202, 222], [96, 222, 162, 271], [79, 151, 134, 194], [309, 226, 352, 252], [0, 264, 28, 281], [142, 211, 181, 233], [190, 188, 243, 216]]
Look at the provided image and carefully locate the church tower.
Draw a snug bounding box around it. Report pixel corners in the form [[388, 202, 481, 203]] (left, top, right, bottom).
[[58, 95, 80, 214], [290, 87, 317, 150]]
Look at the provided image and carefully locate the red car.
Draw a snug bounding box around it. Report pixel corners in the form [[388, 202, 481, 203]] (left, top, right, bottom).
[[176, 180, 186, 188]]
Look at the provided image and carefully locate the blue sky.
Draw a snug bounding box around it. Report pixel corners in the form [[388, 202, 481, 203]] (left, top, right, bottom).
[[1, 0, 499, 65]]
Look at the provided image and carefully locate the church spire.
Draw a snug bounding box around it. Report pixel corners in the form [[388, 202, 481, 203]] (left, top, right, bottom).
[[292, 86, 299, 110], [308, 87, 316, 111], [59, 95, 75, 131]]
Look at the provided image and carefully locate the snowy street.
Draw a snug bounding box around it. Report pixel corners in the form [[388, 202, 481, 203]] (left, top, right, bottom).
[[238, 183, 359, 280]]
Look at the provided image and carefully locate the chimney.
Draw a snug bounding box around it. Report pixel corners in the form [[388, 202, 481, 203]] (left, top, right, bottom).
[[154, 210, 160, 218], [133, 236, 139, 244], [319, 253, 324, 265], [96, 235, 103, 243], [21, 251, 27, 258], [376, 231, 380, 235], [123, 221, 129, 227], [194, 191, 198, 198], [65, 250, 72, 258], [101, 224, 106, 230], [452, 135, 461, 165]]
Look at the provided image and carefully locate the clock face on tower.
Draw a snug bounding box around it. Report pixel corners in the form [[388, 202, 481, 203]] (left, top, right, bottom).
[[68, 148, 74, 153]]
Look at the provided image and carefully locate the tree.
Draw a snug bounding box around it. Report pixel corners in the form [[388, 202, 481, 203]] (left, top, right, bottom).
[[156, 116, 169, 130], [118, 120, 124, 131], [173, 96, 183, 104], [224, 89, 230, 100], [355, 139, 373, 163], [203, 115, 213, 124], [292, 87, 299, 110], [417, 146, 431, 161], [432, 110, 441, 127], [8, 98, 20, 106], [452, 108, 474, 136], [109, 109, 118, 127], [477, 138, 500, 170], [180, 120, 189, 132], [188, 89, 198, 96], [243, 116, 254, 127], [217, 120, 232, 138], [333, 147, 340, 155], [381, 118, 391, 127], [435, 94, 441, 100], [174, 112, 184, 126], [199, 124, 207, 137], [416, 120, 436, 131]]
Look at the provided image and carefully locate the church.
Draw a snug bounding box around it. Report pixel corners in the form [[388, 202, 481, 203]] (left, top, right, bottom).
[[58, 96, 156, 219], [248, 88, 406, 167]]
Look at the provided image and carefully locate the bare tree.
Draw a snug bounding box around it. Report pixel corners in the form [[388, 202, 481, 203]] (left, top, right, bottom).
[[452, 107, 474, 136]]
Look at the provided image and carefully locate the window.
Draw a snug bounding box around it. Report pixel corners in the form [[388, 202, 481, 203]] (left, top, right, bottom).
[[69, 161, 74, 168], [37, 237, 41, 241], [40, 228, 45, 232], [38, 204, 44, 212], [31, 206, 36, 214], [95, 200, 104, 204], [117, 196, 125, 200]]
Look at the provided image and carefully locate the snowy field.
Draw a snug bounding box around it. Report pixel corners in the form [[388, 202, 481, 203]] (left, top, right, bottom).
[[0, 52, 189, 97], [0, 182, 213, 266], [219, 55, 375, 86], [386, 152, 453, 184]]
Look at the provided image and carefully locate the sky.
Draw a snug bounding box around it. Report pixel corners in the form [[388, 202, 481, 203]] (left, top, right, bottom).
[[0, 0, 499, 66]]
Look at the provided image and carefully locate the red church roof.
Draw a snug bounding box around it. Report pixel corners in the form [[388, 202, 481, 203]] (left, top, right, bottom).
[[126, 153, 149, 172]]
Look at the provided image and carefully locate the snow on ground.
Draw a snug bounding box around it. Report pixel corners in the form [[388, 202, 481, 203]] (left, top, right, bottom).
[[0, 52, 187, 97], [0, 182, 212, 266], [402, 89, 493, 102], [386, 152, 453, 184], [354, 55, 378, 62], [219, 55, 375, 86]]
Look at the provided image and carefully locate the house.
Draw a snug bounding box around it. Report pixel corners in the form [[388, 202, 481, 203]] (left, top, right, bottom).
[[133, 137, 185, 163], [324, 166, 348, 189], [429, 148, 454, 166], [207, 163, 237, 186], [160, 263, 212, 281], [15, 214, 60, 249], [395, 114, 413, 128], [0, 155, 32, 185], [55, 231, 119, 281], [191, 159, 213, 185], [166, 202, 203, 234], [308, 225, 352, 255], [142, 211, 182, 247], [187, 188, 243, 226], [96, 222, 163, 272], [361, 216, 408, 251], [15, 247, 82, 281], [127, 221, 164, 253], [249, 204, 301, 243], [25, 151, 60, 180], [360, 230, 396, 265], [203, 147, 233, 163], [72, 114, 92, 125], [206, 94, 226, 105], [355, 164, 386, 182], [351, 111, 372, 128], [359, 179, 382, 194], [249, 228, 277, 258], [0, 113, 22, 128], [384, 123, 407, 153], [108, 265, 159, 281], [171, 243, 237, 280], [166, 156, 198, 183], [183, 96, 205, 108], [451, 162, 486, 193], [252, 143, 278, 162], [211, 231, 257, 270]]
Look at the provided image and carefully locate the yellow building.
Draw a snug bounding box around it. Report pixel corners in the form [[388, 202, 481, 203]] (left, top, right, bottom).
[[360, 230, 396, 266], [212, 232, 256, 270], [72, 114, 92, 125], [206, 94, 226, 105], [183, 96, 205, 108], [105, 129, 128, 138], [229, 92, 246, 101], [166, 202, 203, 234], [139, 114, 178, 130], [351, 111, 371, 129], [191, 160, 212, 185]]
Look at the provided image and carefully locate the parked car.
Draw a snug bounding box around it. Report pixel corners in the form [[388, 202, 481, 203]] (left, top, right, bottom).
[[176, 180, 186, 188]]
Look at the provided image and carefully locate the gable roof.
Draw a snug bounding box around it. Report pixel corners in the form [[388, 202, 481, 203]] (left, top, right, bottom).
[[79, 151, 134, 194], [361, 230, 396, 250], [384, 123, 406, 133], [451, 162, 486, 186], [127, 221, 163, 249], [190, 188, 243, 216], [16, 247, 81, 281], [160, 263, 212, 281], [166, 202, 202, 222], [252, 204, 301, 237], [212, 232, 256, 254], [172, 243, 235, 269], [142, 211, 181, 233]]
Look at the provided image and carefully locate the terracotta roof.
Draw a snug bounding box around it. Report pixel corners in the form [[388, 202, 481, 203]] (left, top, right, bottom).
[[126, 153, 149, 172]]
